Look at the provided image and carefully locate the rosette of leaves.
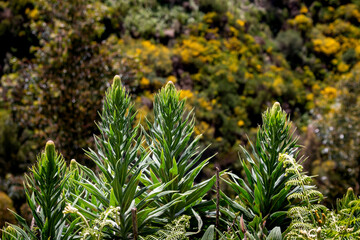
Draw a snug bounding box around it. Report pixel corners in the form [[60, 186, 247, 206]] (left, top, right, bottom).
[[141, 82, 216, 228], [2, 140, 76, 240], [221, 102, 302, 232]]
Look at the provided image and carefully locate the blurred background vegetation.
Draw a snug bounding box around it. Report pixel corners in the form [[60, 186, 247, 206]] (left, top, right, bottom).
[[1, 0, 360, 227]]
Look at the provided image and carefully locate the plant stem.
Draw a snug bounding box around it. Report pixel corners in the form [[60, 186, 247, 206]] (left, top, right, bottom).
[[132, 208, 138, 240]]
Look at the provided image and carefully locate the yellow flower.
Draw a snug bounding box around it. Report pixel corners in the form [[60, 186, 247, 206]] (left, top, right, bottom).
[[229, 26, 239, 37], [355, 45, 360, 56], [227, 74, 235, 83], [266, 46, 273, 54], [226, 12, 234, 21], [198, 97, 212, 111], [289, 14, 312, 30], [237, 120, 245, 127], [321, 87, 337, 100], [140, 77, 150, 86], [300, 6, 308, 14], [301, 126, 308, 133], [245, 72, 254, 79], [204, 12, 217, 23], [26, 8, 39, 19], [180, 90, 193, 100], [312, 83, 321, 92], [273, 76, 284, 94], [306, 93, 314, 101], [256, 64, 262, 72], [236, 19, 245, 27], [141, 40, 156, 52], [337, 62, 349, 72]]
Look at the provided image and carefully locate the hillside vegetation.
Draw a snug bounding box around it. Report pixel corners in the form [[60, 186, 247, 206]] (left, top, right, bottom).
[[0, 0, 360, 215]]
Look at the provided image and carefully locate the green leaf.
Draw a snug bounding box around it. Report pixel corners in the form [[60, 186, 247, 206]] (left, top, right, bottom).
[[266, 227, 282, 240], [201, 225, 215, 240]]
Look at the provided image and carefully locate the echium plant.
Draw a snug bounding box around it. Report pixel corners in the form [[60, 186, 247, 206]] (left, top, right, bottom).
[[66, 76, 175, 239], [142, 82, 216, 227], [2, 141, 76, 240], [221, 102, 302, 234], [1, 76, 216, 240]]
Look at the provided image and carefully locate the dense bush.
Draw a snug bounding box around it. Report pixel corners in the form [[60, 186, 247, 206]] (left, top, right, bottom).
[[0, 0, 38, 76], [2, 0, 120, 164]]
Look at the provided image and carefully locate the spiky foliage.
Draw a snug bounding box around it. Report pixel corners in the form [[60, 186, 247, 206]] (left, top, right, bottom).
[[142, 82, 216, 225], [2, 141, 75, 240], [222, 102, 301, 230], [69, 76, 175, 239]]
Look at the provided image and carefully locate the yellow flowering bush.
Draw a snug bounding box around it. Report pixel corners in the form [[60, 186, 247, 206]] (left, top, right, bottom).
[[313, 37, 340, 55], [4, 0, 360, 207], [288, 14, 313, 31]]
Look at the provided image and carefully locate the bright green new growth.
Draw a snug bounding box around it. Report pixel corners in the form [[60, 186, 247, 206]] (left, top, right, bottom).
[[2, 141, 74, 240], [222, 102, 301, 233], [70, 75, 176, 239], [142, 81, 216, 224]]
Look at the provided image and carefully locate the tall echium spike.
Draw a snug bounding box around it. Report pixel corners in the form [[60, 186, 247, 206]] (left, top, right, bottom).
[[144, 80, 216, 225], [45, 140, 56, 158], [112, 75, 121, 88], [223, 99, 302, 231], [345, 187, 356, 202], [165, 80, 175, 88], [270, 101, 281, 115], [5, 139, 69, 239], [70, 159, 77, 171]]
